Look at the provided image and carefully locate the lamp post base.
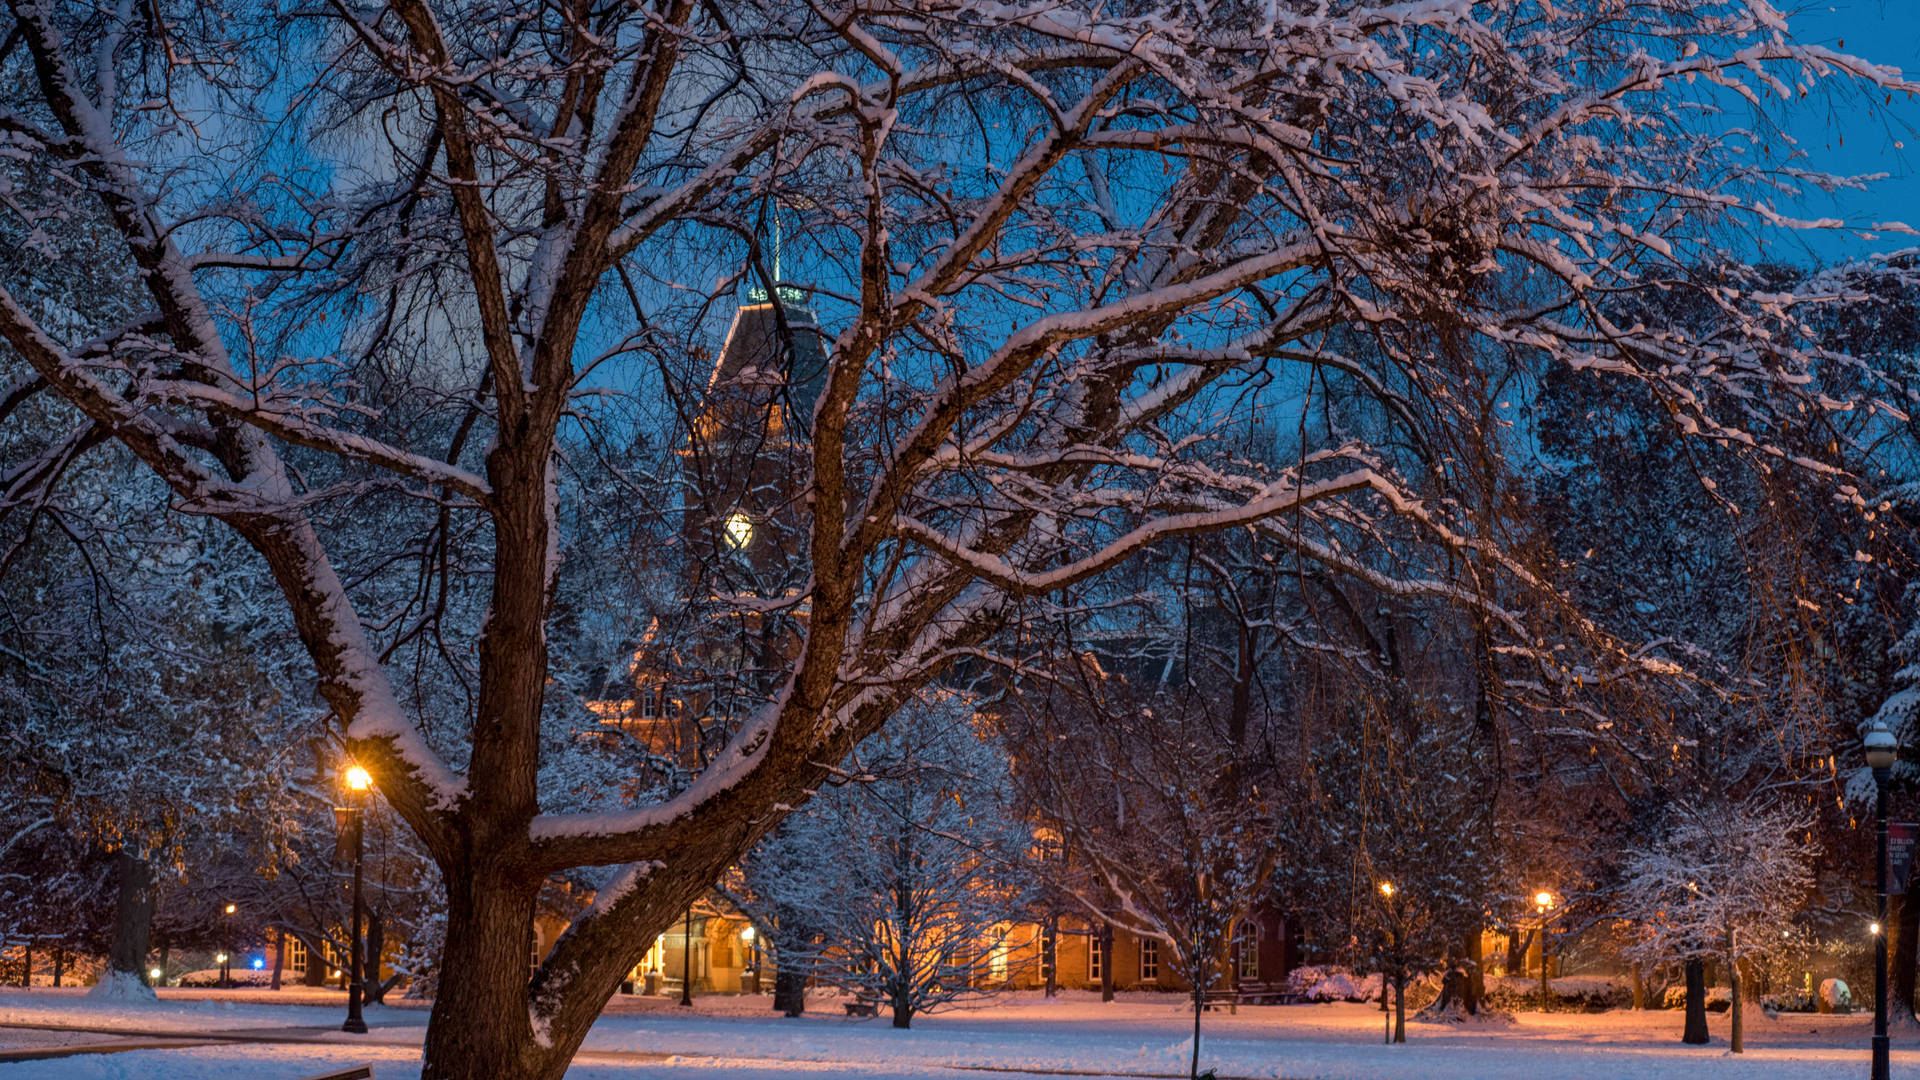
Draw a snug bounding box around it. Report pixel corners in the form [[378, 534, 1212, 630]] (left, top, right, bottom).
[[1872, 1034, 1889, 1080], [342, 1017, 368, 1034]]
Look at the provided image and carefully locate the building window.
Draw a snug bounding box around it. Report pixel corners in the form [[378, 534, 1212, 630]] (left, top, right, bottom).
[[1237, 925, 1259, 981], [1140, 939, 1159, 982], [1089, 936, 1104, 981], [640, 687, 659, 719], [287, 937, 308, 973]]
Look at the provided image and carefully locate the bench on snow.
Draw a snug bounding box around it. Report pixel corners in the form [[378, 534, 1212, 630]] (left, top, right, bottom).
[[294, 1067, 375, 1080], [844, 998, 881, 1017]]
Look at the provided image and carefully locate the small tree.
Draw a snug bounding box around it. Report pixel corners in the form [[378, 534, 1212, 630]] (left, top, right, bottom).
[[744, 693, 1035, 1028], [1621, 798, 1816, 1052]]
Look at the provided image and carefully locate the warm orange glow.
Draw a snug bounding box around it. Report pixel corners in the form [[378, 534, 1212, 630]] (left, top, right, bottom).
[[1378, 881, 1395, 897], [345, 765, 372, 792], [224, 903, 236, 915], [1535, 890, 1554, 910]]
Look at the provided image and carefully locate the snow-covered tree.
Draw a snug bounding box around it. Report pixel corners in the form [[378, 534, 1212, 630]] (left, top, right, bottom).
[[743, 692, 1035, 1029], [2, 0, 1913, 1075], [1620, 798, 1817, 1053]]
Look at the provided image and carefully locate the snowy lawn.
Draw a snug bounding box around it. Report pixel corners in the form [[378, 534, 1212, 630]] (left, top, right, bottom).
[[0, 988, 1915, 1078]]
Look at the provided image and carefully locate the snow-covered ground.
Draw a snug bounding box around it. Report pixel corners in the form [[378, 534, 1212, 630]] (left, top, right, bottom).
[[0, 988, 1912, 1079]]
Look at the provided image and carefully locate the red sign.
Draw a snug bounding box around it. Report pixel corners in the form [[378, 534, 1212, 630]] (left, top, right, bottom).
[[1891, 823, 1919, 897]]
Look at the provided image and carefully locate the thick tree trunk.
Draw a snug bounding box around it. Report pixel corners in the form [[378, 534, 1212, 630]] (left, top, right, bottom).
[[891, 980, 913, 1029], [419, 872, 555, 1080], [772, 962, 807, 1017], [1100, 924, 1115, 1003], [270, 928, 284, 991], [1464, 929, 1483, 1015], [1044, 917, 1057, 998], [366, 912, 388, 1005], [1393, 974, 1406, 1043], [1631, 965, 1645, 1010], [303, 936, 327, 987], [1505, 929, 1532, 977], [89, 850, 154, 1000], [1895, 891, 1919, 1026], [1728, 947, 1743, 1053], [1682, 958, 1709, 1045], [771, 904, 809, 1017]]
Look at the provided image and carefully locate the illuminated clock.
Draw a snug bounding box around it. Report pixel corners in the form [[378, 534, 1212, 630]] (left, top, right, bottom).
[[723, 511, 755, 550]]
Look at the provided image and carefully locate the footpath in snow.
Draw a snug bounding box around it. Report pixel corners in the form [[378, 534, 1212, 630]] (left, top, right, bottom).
[[0, 988, 1912, 1079]]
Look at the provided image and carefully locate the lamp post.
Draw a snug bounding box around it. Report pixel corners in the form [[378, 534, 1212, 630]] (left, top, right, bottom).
[[338, 764, 372, 1034], [221, 903, 236, 988], [679, 906, 695, 1007], [1535, 890, 1556, 1009], [1865, 720, 1898, 1080], [1378, 881, 1404, 1044]]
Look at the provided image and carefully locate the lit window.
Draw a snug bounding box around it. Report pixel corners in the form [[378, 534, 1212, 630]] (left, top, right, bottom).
[[1237, 925, 1258, 981], [640, 688, 659, 719], [1140, 939, 1159, 981], [1089, 936, 1104, 981], [288, 938, 308, 973]]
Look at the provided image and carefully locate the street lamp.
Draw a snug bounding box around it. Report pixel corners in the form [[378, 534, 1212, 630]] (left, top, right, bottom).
[[220, 904, 236, 988], [1535, 890, 1556, 1008], [337, 763, 372, 1034], [1865, 719, 1898, 1080], [680, 907, 695, 1007], [1376, 881, 1404, 1044]]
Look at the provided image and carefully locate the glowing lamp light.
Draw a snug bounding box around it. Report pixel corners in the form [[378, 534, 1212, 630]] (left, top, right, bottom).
[[224, 903, 236, 915], [1873, 922, 1884, 936], [1535, 890, 1555, 910], [216, 953, 228, 964], [723, 512, 755, 550], [740, 926, 755, 942], [345, 764, 372, 792], [148, 967, 163, 982], [251, 957, 265, 970], [1378, 881, 1395, 897]]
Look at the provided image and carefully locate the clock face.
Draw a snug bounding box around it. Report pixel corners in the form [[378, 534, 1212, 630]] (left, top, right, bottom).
[[723, 511, 754, 550]]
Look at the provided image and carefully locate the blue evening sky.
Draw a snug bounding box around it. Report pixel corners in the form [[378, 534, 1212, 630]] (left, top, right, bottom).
[[1767, 1, 1920, 265]]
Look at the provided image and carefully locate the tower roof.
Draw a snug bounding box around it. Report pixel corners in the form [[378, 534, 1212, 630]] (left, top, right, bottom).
[[706, 300, 829, 436]]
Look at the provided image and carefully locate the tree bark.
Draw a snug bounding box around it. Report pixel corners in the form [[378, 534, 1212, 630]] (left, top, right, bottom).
[[366, 911, 388, 1005], [1393, 974, 1406, 1043], [270, 928, 284, 991], [891, 981, 913, 1029], [1728, 941, 1743, 1054], [1631, 965, 1646, 1010], [1895, 891, 1919, 1026], [1464, 928, 1483, 1015], [1682, 957, 1709, 1045], [419, 871, 551, 1080], [1100, 924, 1115, 1003], [772, 903, 808, 1017], [90, 850, 154, 999]]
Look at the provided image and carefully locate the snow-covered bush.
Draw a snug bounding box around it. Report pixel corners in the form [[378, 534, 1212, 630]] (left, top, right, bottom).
[[1662, 984, 1732, 1012], [176, 968, 277, 989], [1286, 965, 1381, 1003], [1486, 975, 1628, 1012], [1762, 989, 1816, 1013], [1820, 979, 1852, 1013]]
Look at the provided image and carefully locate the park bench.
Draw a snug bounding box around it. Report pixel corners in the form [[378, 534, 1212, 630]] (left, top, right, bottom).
[[844, 997, 881, 1017], [1200, 988, 1240, 1014], [294, 1067, 374, 1080]]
